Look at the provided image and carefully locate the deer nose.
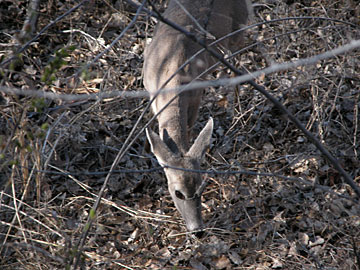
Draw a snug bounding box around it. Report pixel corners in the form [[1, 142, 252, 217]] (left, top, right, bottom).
[[186, 223, 205, 238], [186, 220, 204, 237]]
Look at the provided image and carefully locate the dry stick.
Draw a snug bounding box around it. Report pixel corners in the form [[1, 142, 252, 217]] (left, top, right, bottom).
[[0, 86, 148, 101], [0, 18, 355, 100], [148, 2, 360, 199], [0, 28, 317, 109], [0, 0, 90, 67], [70, 2, 147, 269]]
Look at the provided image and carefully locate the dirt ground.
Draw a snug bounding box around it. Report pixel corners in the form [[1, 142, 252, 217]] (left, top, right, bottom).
[[1, 0, 360, 269]]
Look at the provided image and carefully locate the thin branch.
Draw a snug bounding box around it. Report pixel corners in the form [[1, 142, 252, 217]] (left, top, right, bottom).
[[1, 39, 359, 102], [0, 86, 148, 100]]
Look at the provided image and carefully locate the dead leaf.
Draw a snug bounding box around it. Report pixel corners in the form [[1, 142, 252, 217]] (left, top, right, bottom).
[[213, 255, 231, 269]]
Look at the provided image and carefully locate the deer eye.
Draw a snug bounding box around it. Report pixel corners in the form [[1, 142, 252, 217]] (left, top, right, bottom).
[[175, 190, 185, 200]]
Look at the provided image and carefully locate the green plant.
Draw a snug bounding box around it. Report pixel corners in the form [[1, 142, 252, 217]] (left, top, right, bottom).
[[41, 45, 76, 85]]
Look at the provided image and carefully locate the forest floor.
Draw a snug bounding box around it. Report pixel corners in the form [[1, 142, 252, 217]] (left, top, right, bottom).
[[1, 0, 360, 269]]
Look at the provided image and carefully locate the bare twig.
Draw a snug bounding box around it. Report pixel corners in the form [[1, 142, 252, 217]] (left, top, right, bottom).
[[352, 237, 360, 270], [1, 39, 359, 101]]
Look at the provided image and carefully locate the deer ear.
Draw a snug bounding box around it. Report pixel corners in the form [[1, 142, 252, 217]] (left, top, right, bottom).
[[187, 117, 213, 160], [146, 127, 175, 166]]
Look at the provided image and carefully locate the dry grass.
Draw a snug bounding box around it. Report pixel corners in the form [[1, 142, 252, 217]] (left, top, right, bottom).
[[0, 0, 360, 269]]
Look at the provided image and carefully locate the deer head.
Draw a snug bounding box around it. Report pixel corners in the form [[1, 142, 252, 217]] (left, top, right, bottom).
[[146, 118, 213, 232]]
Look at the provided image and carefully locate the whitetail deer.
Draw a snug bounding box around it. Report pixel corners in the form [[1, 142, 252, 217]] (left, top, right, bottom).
[[144, 0, 252, 234]]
